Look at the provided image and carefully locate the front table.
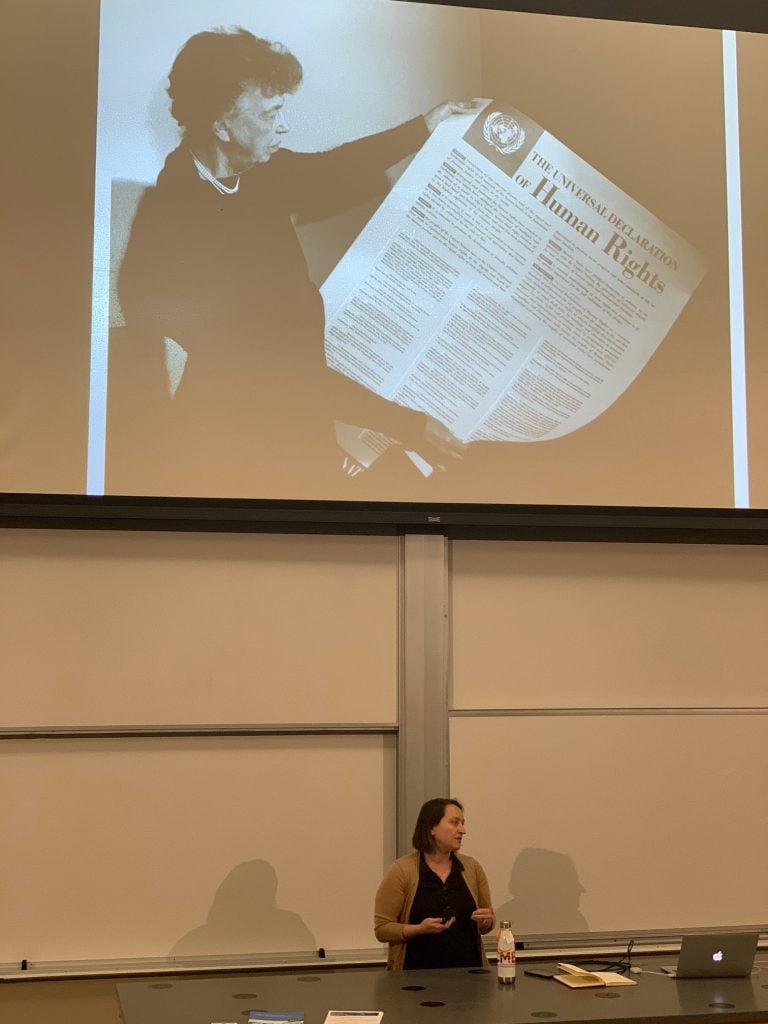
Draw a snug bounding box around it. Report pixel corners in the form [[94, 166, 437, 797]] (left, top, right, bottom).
[[118, 960, 768, 1024]]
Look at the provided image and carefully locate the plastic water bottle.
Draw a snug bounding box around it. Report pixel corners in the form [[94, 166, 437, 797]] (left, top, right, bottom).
[[497, 920, 516, 984]]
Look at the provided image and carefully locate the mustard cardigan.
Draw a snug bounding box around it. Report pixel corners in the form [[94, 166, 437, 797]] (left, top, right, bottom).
[[373, 851, 492, 970]]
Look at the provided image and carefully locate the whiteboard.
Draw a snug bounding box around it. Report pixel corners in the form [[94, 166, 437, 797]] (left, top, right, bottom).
[[451, 541, 768, 710], [0, 735, 395, 962], [451, 714, 768, 935], [449, 540, 768, 936], [0, 530, 399, 726]]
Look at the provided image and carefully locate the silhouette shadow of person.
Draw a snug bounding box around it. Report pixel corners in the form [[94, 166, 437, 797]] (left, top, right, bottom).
[[494, 848, 589, 935], [171, 858, 316, 956]]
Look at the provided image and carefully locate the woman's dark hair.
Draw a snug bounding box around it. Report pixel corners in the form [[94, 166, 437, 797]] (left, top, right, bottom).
[[411, 797, 464, 853], [167, 27, 303, 141]]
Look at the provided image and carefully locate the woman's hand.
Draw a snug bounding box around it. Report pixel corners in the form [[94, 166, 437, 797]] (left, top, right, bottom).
[[424, 99, 484, 134], [471, 908, 495, 934], [405, 916, 456, 939]]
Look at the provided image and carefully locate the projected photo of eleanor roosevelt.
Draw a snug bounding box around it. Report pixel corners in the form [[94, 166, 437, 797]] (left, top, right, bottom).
[[102, 1, 482, 499], [98, 0, 731, 506]]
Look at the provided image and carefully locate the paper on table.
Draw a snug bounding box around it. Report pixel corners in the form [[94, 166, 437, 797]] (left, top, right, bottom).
[[323, 1013, 384, 1023], [554, 963, 637, 988], [248, 1012, 304, 1023]]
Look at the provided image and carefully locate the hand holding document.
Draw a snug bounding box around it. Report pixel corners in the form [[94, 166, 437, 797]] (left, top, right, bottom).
[[424, 98, 485, 134], [323, 99, 706, 471]]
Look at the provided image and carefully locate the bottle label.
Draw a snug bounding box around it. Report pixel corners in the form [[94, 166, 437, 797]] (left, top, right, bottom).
[[498, 945, 516, 980]]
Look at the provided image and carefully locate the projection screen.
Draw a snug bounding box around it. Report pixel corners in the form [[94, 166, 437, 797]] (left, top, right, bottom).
[[2, 0, 767, 511]]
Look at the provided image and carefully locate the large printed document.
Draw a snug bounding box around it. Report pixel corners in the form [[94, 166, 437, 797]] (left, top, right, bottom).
[[322, 101, 706, 467]]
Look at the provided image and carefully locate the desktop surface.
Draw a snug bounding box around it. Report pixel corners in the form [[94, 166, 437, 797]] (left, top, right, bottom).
[[117, 958, 768, 1024]]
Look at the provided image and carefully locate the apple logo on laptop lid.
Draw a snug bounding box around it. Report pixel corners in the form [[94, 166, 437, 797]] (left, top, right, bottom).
[[713, 951, 724, 962]]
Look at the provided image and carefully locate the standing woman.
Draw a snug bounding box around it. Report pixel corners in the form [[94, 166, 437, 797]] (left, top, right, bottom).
[[374, 798, 495, 970]]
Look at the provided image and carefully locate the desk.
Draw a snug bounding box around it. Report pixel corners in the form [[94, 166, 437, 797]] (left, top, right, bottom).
[[118, 959, 768, 1024]]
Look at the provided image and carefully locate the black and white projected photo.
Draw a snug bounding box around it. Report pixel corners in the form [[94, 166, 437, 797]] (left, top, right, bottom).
[[3, 0, 768, 507]]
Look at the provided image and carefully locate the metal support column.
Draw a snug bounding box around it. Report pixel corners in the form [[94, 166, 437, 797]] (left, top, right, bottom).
[[397, 533, 451, 855]]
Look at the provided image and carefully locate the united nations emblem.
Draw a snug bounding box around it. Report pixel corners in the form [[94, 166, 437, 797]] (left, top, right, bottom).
[[482, 112, 526, 155]]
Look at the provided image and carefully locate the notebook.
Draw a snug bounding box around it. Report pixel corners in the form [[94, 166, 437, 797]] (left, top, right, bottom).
[[661, 932, 759, 979]]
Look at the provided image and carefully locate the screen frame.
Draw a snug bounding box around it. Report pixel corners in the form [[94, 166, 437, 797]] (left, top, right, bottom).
[[3, 493, 768, 542], [3, 0, 768, 540]]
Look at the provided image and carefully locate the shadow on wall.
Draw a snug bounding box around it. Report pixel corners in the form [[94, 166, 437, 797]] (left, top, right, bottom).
[[494, 848, 589, 935], [170, 859, 316, 956]]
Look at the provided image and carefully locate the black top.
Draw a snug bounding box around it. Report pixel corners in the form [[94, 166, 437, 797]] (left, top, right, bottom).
[[404, 854, 482, 970], [111, 117, 431, 497]]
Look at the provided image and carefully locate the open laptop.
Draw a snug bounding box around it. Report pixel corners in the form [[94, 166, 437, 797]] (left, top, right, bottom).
[[662, 932, 759, 978]]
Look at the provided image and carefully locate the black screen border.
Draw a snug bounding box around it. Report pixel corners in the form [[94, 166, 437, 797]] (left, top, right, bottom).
[[3, 493, 768, 543]]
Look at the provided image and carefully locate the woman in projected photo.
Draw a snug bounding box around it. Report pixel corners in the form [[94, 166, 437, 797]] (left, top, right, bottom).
[[374, 797, 494, 970], [112, 27, 471, 497]]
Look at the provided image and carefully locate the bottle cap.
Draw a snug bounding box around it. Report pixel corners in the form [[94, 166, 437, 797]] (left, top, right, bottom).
[[500, 921, 511, 929]]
